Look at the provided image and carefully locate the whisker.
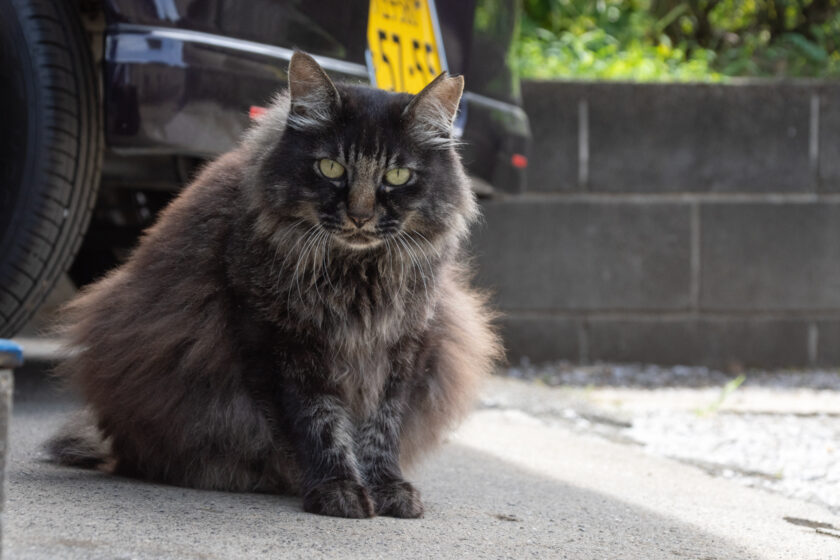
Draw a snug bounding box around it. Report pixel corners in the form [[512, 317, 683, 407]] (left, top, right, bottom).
[[389, 236, 406, 295], [398, 231, 427, 303], [275, 221, 315, 304], [279, 222, 318, 275], [322, 229, 334, 293], [304, 227, 325, 293], [304, 228, 326, 302], [270, 219, 305, 279], [383, 237, 400, 301], [413, 231, 441, 259], [404, 232, 435, 273], [288, 224, 321, 309], [405, 232, 437, 307]]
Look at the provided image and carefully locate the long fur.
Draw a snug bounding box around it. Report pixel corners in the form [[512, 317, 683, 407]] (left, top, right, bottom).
[[48, 53, 501, 518]]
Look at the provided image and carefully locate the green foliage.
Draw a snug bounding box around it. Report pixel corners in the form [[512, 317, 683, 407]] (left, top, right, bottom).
[[515, 0, 840, 81]]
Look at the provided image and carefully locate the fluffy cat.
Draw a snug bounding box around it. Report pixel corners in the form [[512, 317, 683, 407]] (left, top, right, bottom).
[[47, 52, 501, 519]]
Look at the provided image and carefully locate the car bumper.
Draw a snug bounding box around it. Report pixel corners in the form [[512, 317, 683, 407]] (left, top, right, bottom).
[[103, 24, 530, 192]]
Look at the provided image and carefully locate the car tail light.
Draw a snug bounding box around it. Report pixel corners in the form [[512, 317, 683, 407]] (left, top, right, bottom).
[[511, 153, 528, 169], [249, 106, 267, 120]]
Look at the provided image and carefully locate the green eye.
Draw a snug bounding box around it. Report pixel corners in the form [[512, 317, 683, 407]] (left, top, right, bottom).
[[384, 168, 411, 186], [318, 158, 345, 179]]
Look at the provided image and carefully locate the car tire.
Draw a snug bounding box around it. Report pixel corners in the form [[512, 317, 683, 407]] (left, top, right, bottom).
[[0, 0, 102, 336]]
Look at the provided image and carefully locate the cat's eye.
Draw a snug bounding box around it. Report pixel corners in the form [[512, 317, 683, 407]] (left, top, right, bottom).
[[318, 158, 345, 179], [384, 168, 411, 186]]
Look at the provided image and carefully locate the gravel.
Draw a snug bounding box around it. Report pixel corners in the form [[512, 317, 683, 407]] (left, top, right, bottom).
[[492, 361, 840, 516], [628, 411, 840, 513], [506, 359, 840, 390]]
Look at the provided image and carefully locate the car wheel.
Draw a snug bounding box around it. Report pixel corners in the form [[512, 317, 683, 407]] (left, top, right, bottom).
[[0, 0, 102, 336]]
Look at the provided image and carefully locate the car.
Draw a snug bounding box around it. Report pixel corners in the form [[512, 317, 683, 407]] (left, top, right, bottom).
[[0, 0, 531, 336]]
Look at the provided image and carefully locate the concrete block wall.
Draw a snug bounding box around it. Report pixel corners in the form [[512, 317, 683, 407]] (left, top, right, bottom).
[[472, 80, 840, 368]]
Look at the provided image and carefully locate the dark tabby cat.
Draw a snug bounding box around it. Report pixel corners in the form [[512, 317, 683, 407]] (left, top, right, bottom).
[[47, 52, 501, 518]]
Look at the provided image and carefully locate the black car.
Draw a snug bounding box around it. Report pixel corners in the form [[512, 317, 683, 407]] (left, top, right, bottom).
[[0, 0, 530, 336]]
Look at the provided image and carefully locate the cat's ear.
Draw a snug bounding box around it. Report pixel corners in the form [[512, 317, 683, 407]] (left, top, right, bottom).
[[403, 73, 464, 148], [286, 51, 340, 130]]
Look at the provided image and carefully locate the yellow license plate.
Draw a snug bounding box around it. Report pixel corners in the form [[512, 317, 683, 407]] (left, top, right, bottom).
[[367, 0, 447, 94]]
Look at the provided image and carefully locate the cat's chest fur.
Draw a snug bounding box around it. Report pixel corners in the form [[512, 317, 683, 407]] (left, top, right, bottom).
[[298, 269, 429, 419], [325, 336, 392, 419], [235, 243, 430, 419]]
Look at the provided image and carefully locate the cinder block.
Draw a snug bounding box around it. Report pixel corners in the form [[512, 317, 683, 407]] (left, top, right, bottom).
[[587, 318, 810, 368], [585, 83, 813, 193], [815, 321, 840, 366], [700, 202, 840, 310], [819, 84, 840, 190], [472, 199, 692, 311], [498, 315, 580, 364], [521, 81, 582, 192]]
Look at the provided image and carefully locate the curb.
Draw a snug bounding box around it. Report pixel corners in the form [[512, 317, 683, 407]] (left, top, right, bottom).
[[0, 340, 22, 559]]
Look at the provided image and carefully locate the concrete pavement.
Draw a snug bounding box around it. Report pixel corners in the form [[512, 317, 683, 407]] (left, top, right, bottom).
[[5, 366, 840, 559]]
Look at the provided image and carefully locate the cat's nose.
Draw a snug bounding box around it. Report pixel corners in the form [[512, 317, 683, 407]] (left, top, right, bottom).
[[348, 214, 372, 229]]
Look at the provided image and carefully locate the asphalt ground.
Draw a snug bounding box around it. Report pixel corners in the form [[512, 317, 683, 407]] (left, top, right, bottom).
[[4, 362, 839, 559]]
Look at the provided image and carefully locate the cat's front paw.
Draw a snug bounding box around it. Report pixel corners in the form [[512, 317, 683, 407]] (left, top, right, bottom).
[[302, 480, 375, 518], [371, 480, 424, 518]]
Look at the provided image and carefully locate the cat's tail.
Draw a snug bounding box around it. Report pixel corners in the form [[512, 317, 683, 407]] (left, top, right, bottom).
[[44, 408, 110, 469]]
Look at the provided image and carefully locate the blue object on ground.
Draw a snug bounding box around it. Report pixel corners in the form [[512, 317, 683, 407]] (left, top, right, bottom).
[[0, 340, 23, 368]]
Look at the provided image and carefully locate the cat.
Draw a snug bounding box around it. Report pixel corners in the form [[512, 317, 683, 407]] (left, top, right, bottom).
[[47, 52, 501, 519]]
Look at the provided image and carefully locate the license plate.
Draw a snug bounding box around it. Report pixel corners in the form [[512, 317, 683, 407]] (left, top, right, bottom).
[[366, 0, 447, 94]]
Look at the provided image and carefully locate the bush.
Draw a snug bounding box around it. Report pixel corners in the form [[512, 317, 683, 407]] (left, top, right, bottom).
[[515, 0, 840, 81]]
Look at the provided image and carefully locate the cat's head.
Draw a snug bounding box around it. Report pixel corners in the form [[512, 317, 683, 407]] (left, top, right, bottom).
[[247, 52, 476, 253]]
